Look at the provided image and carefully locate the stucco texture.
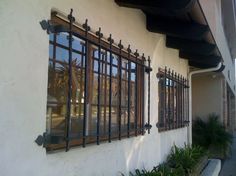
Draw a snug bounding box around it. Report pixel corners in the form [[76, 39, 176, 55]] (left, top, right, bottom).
[[0, 0, 188, 175]]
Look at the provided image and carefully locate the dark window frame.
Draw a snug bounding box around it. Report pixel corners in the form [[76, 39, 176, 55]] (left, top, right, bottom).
[[45, 14, 149, 151], [157, 67, 189, 132]]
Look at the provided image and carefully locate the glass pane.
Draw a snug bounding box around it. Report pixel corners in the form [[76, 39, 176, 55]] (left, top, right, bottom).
[[130, 107, 135, 130], [130, 82, 135, 107], [49, 44, 53, 59], [111, 78, 118, 106], [131, 62, 136, 70], [93, 60, 98, 72], [106, 65, 110, 75], [111, 107, 118, 136], [55, 47, 69, 63], [46, 103, 66, 136], [93, 50, 99, 59], [47, 61, 68, 103], [112, 55, 118, 66], [89, 105, 98, 136], [101, 75, 109, 105], [56, 32, 69, 47], [70, 104, 84, 137], [131, 72, 136, 81], [121, 80, 128, 106], [122, 69, 128, 80], [72, 52, 82, 66], [49, 33, 54, 42], [100, 106, 108, 136], [72, 36, 84, 52], [92, 73, 98, 104], [121, 108, 127, 131], [122, 59, 128, 69], [112, 66, 118, 77]]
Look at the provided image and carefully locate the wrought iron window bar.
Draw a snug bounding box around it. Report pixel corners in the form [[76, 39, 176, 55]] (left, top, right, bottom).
[[156, 67, 189, 131], [35, 9, 152, 151]]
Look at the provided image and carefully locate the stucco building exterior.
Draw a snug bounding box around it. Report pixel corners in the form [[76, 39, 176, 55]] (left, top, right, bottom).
[[0, 0, 235, 176]]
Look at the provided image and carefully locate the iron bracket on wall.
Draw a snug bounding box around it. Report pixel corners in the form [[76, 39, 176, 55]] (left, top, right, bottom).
[[35, 133, 48, 147], [40, 20, 69, 34], [35, 133, 65, 146]]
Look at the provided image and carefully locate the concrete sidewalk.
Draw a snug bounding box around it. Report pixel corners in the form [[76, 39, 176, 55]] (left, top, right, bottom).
[[219, 132, 236, 176]]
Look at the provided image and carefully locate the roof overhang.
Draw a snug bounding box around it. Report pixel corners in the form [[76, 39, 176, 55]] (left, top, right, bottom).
[[115, 0, 222, 69]]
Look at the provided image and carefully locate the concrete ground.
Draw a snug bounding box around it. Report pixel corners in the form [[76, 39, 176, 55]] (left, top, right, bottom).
[[219, 132, 236, 176]]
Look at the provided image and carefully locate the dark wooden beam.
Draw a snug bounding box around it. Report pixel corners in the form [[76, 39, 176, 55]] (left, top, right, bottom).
[[166, 36, 216, 55], [115, 0, 195, 15], [146, 15, 208, 40], [179, 51, 221, 65], [189, 61, 219, 68]]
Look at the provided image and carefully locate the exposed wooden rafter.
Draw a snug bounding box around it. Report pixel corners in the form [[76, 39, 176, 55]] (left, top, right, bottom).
[[189, 61, 219, 68], [114, 0, 222, 69], [146, 15, 208, 40], [166, 36, 216, 55], [115, 0, 196, 15], [179, 51, 221, 65]]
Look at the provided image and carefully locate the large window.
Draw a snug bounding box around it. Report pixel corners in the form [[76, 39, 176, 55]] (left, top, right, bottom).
[[45, 14, 148, 151], [157, 68, 189, 131]]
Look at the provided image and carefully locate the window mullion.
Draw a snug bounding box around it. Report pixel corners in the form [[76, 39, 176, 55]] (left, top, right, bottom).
[[176, 74, 179, 128], [65, 10, 75, 151], [118, 41, 123, 140], [168, 69, 171, 130], [135, 57, 138, 136], [171, 70, 174, 130], [164, 67, 167, 130], [108, 35, 113, 142], [181, 77, 183, 127], [141, 56, 146, 135], [96, 28, 102, 145], [82, 19, 90, 148]]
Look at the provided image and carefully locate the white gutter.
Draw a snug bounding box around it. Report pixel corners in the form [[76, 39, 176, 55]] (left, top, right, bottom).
[[187, 62, 222, 145]]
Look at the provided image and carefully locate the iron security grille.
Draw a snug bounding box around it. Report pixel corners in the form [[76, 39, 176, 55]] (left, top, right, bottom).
[[157, 67, 189, 131], [36, 9, 152, 152]]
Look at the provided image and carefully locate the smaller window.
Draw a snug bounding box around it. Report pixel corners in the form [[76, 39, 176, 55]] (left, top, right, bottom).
[[157, 68, 189, 131]]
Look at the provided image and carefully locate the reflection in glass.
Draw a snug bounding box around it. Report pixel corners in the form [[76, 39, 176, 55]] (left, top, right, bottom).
[[49, 33, 54, 41], [72, 52, 82, 66], [46, 103, 66, 135], [72, 36, 84, 52], [56, 32, 69, 46], [49, 44, 53, 59], [47, 61, 68, 103], [56, 47, 69, 62]]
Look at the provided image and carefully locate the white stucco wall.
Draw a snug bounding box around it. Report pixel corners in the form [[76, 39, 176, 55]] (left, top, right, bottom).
[[0, 0, 188, 176], [199, 0, 236, 95], [192, 74, 223, 121]]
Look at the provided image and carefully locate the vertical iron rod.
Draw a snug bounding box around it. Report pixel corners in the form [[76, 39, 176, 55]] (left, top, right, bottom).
[[174, 72, 177, 129], [177, 74, 180, 128], [96, 28, 102, 145], [171, 70, 174, 129], [65, 9, 75, 152], [180, 75, 183, 127], [147, 57, 151, 134], [134, 52, 139, 136], [164, 67, 167, 130], [187, 79, 189, 125], [141, 54, 145, 135], [168, 69, 171, 130], [127, 48, 131, 138], [182, 77, 185, 127], [82, 19, 90, 148], [118, 41, 123, 140], [108, 34, 113, 142]]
